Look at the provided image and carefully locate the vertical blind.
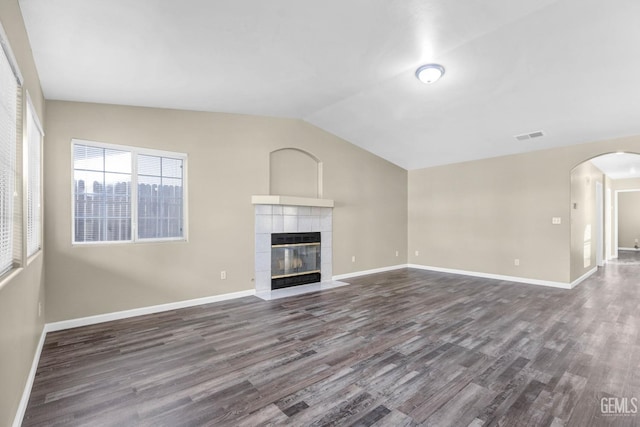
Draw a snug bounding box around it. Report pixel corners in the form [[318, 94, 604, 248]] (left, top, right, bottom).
[[0, 42, 18, 275], [26, 100, 42, 256]]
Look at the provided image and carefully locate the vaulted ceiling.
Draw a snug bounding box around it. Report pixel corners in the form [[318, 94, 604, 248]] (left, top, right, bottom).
[[18, 0, 640, 170]]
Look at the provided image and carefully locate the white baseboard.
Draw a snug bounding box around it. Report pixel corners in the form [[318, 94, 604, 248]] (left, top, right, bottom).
[[407, 264, 574, 290], [38, 263, 598, 334], [619, 247, 640, 251], [46, 289, 256, 332], [332, 263, 595, 291], [13, 327, 46, 427], [332, 264, 407, 281], [570, 267, 598, 289]]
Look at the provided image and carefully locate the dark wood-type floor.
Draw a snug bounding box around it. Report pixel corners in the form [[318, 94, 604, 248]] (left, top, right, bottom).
[[23, 253, 640, 426]]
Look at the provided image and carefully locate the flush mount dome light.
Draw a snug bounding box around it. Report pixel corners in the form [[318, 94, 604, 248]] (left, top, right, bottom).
[[415, 63, 445, 84]]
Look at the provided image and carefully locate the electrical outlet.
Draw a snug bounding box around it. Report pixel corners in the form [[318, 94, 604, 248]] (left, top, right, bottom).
[[395, 250, 399, 257], [636, 238, 639, 243], [415, 250, 419, 256], [514, 259, 520, 266], [38, 301, 42, 317], [352, 255, 356, 263], [220, 271, 227, 280]]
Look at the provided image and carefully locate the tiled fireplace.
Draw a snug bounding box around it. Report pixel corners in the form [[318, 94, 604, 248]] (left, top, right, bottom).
[[252, 196, 346, 300]]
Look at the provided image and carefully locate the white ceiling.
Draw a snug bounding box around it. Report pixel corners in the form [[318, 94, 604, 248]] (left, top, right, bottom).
[[591, 153, 640, 180], [18, 0, 640, 170]]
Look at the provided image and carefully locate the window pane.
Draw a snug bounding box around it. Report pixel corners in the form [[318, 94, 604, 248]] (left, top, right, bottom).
[[137, 155, 183, 240], [73, 147, 132, 242]]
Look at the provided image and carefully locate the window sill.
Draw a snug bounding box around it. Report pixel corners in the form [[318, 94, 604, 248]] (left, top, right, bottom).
[[71, 238, 188, 247], [27, 249, 42, 266]]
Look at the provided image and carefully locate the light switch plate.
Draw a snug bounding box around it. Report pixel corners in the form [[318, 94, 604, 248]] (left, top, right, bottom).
[[552, 217, 562, 225]]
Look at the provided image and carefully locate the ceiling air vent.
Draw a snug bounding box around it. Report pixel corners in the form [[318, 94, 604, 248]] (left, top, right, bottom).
[[514, 130, 545, 141]]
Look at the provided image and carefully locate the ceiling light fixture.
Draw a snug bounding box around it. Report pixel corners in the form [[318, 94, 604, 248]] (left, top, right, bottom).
[[415, 64, 445, 84]]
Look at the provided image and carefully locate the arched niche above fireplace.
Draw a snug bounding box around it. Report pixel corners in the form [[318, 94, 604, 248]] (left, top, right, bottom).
[[269, 148, 323, 199]]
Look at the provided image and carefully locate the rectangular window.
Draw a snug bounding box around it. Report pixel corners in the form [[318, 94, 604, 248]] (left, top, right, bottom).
[[72, 140, 187, 244], [26, 95, 43, 256], [0, 27, 21, 275]]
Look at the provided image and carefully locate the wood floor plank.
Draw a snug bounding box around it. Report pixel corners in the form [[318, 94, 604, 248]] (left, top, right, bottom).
[[22, 251, 640, 426]]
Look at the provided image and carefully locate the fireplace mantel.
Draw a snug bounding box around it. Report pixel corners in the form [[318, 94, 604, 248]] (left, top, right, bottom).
[[251, 195, 334, 208]]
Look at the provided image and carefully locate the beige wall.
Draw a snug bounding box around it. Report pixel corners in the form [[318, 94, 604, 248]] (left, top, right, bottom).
[[408, 136, 640, 284], [44, 101, 408, 322], [618, 191, 640, 249], [569, 161, 603, 281], [0, 0, 46, 425], [612, 177, 640, 192]]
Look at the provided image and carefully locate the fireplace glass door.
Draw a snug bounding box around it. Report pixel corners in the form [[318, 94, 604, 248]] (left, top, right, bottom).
[[271, 243, 320, 278], [271, 232, 321, 289]]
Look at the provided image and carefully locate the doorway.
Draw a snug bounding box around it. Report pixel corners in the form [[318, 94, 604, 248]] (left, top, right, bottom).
[[614, 189, 640, 258], [570, 152, 640, 281]]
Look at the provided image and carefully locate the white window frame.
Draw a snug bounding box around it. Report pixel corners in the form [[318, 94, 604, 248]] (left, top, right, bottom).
[[25, 92, 44, 259], [71, 139, 189, 245]]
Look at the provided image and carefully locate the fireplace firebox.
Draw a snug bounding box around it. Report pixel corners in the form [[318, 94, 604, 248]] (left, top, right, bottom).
[[271, 232, 321, 289]]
